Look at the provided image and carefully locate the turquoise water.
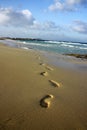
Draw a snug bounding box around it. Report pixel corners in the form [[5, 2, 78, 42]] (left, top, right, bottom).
[[0, 39, 87, 54], [19, 40, 87, 54]]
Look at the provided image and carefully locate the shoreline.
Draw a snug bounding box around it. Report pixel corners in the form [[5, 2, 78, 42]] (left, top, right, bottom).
[[65, 53, 87, 59], [43, 52, 87, 71], [0, 39, 87, 72], [0, 41, 87, 129]]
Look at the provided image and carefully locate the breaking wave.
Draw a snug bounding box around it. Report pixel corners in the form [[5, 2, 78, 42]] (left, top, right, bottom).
[[19, 40, 87, 54]]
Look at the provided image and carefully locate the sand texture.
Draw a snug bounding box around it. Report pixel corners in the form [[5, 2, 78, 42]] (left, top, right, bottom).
[[0, 44, 87, 130]]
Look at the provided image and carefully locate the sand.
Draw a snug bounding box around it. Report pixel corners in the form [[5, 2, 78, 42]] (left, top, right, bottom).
[[0, 43, 87, 130]]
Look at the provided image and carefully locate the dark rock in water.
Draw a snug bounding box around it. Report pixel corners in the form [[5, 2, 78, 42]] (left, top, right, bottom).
[[65, 54, 87, 59]]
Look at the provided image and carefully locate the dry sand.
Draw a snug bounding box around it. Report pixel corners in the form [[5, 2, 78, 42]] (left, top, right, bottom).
[[0, 44, 87, 130]]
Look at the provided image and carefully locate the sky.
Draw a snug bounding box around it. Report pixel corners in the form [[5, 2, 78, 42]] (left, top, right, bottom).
[[0, 0, 87, 42]]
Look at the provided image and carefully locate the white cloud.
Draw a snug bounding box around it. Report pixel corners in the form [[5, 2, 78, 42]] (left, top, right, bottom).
[[48, 0, 87, 11], [0, 7, 63, 34], [44, 21, 57, 29], [0, 7, 63, 39], [0, 8, 10, 25], [48, 1, 64, 11], [66, 0, 87, 6], [30, 21, 62, 32], [72, 20, 87, 34], [66, 0, 81, 5], [0, 13, 9, 25], [0, 7, 61, 31], [0, 8, 35, 27]]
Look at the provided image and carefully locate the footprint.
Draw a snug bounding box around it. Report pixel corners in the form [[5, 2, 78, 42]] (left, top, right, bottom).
[[40, 63, 46, 66], [0, 118, 12, 129], [45, 66, 54, 71], [38, 56, 40, 60], [40, 94, 54, 108], [40, 71, 48, 76], [40, 63, 53, 71], [49, 80, 61, 87]]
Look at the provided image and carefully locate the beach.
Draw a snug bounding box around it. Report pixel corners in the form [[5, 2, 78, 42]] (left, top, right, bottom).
[[0, 43, 87, 130]]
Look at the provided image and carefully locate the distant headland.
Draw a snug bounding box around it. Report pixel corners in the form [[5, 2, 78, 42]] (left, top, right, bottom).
[[0, 37, 44, 41]]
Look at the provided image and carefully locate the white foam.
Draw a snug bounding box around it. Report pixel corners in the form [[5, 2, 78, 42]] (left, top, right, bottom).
[[25, 42, 53, 47], [16, 40, 87, 53], [61, 44, 74, 48], [23, 41, 26, 44], [79, 47, 87, 50], [21, 47, 29, 50], [45, 40, 60, 44]]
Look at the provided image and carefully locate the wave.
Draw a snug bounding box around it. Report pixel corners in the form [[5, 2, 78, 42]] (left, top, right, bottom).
[[79, 47, 87, 50], [18, 40, 87, 54], [60, 44, 74, 48], [21, 42, 53, 47], [20, 40, 87, 48], [44, 40, 61, 44], [45, 40, 87, 47], [22, 41, 26, 44], [61, 43, 87, 49], [21, 47, 29, 50], [22, 41, 87, 50], [66, 42, 87, 47]]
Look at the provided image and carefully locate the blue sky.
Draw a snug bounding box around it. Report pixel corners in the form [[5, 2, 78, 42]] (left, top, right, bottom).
[[0, 0, 87, 42]]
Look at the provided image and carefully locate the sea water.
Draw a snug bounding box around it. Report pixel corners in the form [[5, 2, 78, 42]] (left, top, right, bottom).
[[0, 39, 87, 71], [0, 39, 87, 54], [18, 40, 87, 54]]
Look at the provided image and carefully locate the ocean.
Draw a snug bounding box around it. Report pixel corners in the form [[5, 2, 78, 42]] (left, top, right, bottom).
[[0, 39, 87, 70], [18, 40, 87, 54], [0, 39, 87, 54]]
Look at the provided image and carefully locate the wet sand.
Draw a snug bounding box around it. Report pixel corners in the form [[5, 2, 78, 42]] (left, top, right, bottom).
[[0, 44, 87, 130]]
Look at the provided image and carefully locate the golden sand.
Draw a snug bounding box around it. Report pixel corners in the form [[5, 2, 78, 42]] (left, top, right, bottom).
[[0, 44, 87, 130]]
